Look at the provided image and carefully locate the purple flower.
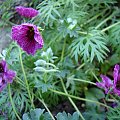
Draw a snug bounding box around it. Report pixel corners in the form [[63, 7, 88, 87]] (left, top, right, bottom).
[[96, 75, 113, 94], [0, 60, 16, 91], [12, 23, 44, 55], [15, 6, 38, 18], [113, 64, 120, 95], [96, 64, 120, 96]]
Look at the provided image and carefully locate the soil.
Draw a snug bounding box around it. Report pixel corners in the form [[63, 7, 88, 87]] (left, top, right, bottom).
[[0, 27, 11, 53]]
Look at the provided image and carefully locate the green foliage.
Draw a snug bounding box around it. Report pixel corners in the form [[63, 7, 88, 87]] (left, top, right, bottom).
[[85, 88, 105, 108], [83, 108, 106, 120], [56, 111, 80, 120], [22, 108, 51, 120], [69, 29, 109, 62], [0, 0, 15, 27], [109, 24, 120, 52], [107, 106, 120, 120], [37, 0, 61, 25], [23, 109, 80, 120], [58, 18, 80, 38], [34, 48, 59, 93], [1, 0, 120, 119]]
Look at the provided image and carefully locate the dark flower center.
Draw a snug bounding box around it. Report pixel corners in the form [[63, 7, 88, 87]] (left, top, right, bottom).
[[0, 78, 6, 87], [0, 64, 4, 73], [27, 27, 35, 41], [116, 80, 120, 90]]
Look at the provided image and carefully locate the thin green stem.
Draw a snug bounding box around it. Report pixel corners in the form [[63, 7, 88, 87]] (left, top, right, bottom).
[[47, 33, 61, 49], [101, 21, 120, 32], [95, 14, 113, 29], [81, 8, 108, 28], [37, 95, 55, 120], [78, 31, 87, 35], [110, 94, 118, 103], [76, 60, 90, 70], [61, 37, 67, 62], [82, 13, 101, 27], [15, 76, 25, 87], [34, 92, 55, 120], [60, 78, 85, 120], [19, 48, 35, 108], [77, 63, 85, 70], [41, 100, 55, 120], [78, 31, 93, 36], [5, 20, 16, 26], [78, 21, 120, 36], [91, 71, 100, 82], [105, 88, 113, 100], [8, 84, 21, 120], [69, 78, 96, 85], [50, 89, 113, 110]]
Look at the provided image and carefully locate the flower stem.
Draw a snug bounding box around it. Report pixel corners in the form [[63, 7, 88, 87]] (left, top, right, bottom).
[[61, 37, 67, 62], [33, 92, 55, 120], [37, 96, 55, 120], [76, 60, 90, 70], [69, 78, 96, 85], [91, 71, 100, 82], [101, 21, 120, 32], [95, 14, 114, 29], [19, 48, 35, 108], [8, 84, 21, 120], [110, 94, 118, 103], [60, 78, 85, 120], [81, 9, 108, 27], [16, 76, 25, 87], [40, 100, 55, 120], [76, 62, 85, 70], [82, 13, 102, 27], [49, 89, 113, 110]]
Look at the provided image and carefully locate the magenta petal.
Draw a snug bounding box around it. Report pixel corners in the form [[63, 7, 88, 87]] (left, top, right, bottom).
[[33, 25, 44, 45], [113, 64, 119, 86], [0, 76, 6, 92], [15, 6, 38, 18], [21, 40, 36, 55], [1, 60, 8, 72], [4, 70, 16, 83], [12, 23, 44, 55], [100, 75, 113, 87], [96, 82, 109, 94], [113, 88, 120, 96], [0, 60, 16, 92], [0, 83, 6, 92], [96, 74, 113, 94], [0, 77, 2, 85]]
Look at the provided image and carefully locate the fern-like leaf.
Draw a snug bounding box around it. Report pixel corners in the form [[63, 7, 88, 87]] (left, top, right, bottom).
[[109, 23, 120, 51], [37, 0, 61, 24], [69, 29, 109, 62]]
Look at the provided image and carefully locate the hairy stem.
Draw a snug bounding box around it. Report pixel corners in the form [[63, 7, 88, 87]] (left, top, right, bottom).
[[19, 48, 35, 108], [60, 78, 85, 120], [8, 84, 21, 120]]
